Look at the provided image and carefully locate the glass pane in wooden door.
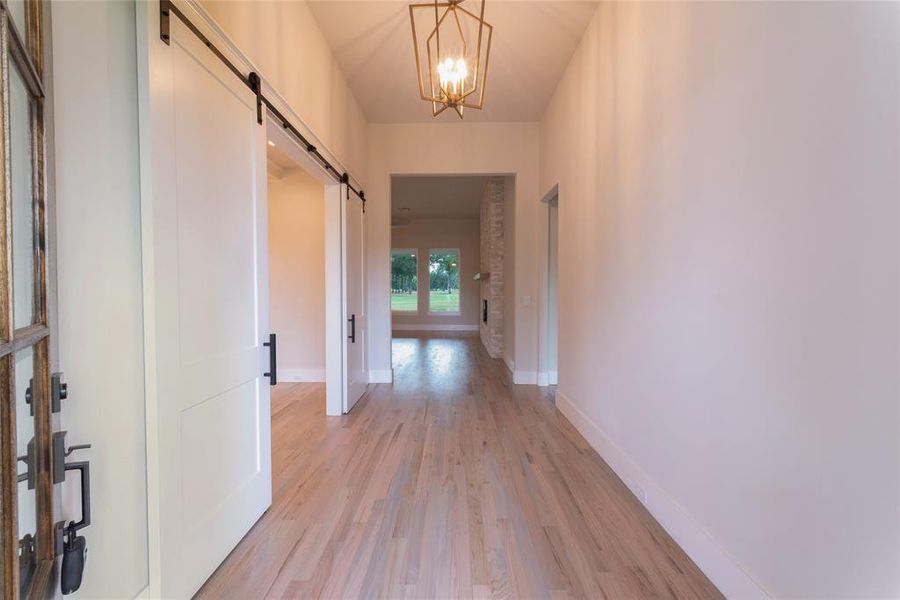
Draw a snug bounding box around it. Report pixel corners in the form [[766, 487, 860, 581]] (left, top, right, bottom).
[[10, 62, 34, 329], [5, 1, 25, 42], [14, 346, 35, 596]]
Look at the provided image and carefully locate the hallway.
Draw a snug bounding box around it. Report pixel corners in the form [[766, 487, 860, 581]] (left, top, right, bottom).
[[18, 1, 895, 597], [198, 336, 720, 599]]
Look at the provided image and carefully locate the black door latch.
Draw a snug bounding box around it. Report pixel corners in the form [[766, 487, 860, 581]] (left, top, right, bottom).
[[53, 432, 91, 595], [61, 523, 87, 595]]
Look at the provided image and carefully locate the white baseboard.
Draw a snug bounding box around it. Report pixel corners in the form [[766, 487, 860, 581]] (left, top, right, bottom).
[[554, 390, 770, 599], [504, 356, 536, 385], [538, 370, 559, 387], [134, 586, 149, 600], [392, 324, 479, 332], [277, 368, 325, 383], [513, 371, 537, 385], [368, 369, 393, 383]]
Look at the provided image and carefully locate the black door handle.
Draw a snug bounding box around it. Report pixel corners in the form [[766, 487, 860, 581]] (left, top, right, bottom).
[[263, 333, 277, 386], [65, 461, 91, 532], [348, 314, 356, 344]]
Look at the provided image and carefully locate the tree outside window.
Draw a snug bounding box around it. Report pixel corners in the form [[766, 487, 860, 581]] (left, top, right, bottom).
[[429, 250, 460, 313], [391, 249, 418, 312]]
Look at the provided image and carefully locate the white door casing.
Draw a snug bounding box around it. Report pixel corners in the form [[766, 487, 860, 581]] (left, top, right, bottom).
[[137, 7, 272, 598], [547, 198, 559, 386], [343, 186, 366, 413]]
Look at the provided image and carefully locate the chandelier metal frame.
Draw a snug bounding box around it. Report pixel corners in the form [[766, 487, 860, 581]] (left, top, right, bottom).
[[409, 0, 493, 118]]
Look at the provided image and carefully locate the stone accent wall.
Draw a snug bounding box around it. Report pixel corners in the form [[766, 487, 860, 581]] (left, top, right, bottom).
[[479, 177, 504, 357]]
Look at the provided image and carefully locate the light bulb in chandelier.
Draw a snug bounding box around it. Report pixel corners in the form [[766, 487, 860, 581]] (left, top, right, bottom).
[[437, 57, 468, 99]]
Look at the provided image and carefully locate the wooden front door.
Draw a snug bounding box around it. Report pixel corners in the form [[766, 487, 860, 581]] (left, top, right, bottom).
[[0, 1, 57, 598]]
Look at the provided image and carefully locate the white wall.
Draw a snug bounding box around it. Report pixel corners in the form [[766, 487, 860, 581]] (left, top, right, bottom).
[[52, 1, 148, 597], [540, 2, 900, 597], [391, 218, 480, 331], [202, 0, 368, 180], [366, 123, 540, 382], [268, 167, 326, 381]]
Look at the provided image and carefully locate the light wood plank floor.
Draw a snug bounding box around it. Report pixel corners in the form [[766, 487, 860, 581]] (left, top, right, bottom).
[[197, 335, 721, 599]]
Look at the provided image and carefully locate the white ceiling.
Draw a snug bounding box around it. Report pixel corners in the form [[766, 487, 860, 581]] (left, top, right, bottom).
[[392, 175, 490, 218], [306, 1, 598, 123]]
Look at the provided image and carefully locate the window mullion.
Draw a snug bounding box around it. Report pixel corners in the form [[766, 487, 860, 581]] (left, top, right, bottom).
[[5, 13, 41, 102], [0, 0, 15, 345], [31, 336, 50, 562], [23, 0, 40, 81], [0, 358, 17, 600], [23, 0, 50, 569]]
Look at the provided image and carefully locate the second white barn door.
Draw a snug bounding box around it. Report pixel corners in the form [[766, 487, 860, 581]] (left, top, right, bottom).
[[343, 185, 367, 413], [139, 8, 272, 598]]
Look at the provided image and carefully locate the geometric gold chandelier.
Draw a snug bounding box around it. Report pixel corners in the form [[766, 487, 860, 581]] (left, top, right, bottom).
[[409, 0, 493, 118]]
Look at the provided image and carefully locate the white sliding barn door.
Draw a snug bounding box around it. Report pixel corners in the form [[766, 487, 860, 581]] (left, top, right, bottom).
[[138, 8, 271, 598], [343, 186, 367, 413]]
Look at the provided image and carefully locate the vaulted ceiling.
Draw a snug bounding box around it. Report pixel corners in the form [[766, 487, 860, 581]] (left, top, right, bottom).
[[306, 1, 598, 123]]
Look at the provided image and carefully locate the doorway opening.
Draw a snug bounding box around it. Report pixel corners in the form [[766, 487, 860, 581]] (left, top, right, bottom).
[[389, 175, 515, 374], [267, 144, 327, 387], [264, 118, 366, 419], [265, 137, 328, 488]]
